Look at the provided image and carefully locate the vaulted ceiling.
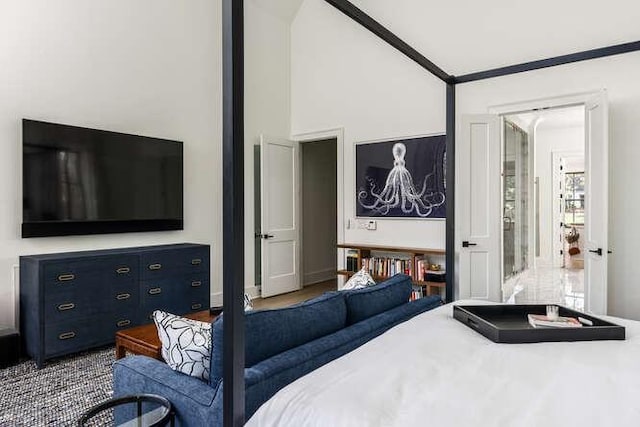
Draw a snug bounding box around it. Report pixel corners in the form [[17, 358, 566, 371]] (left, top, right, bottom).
[[348, 0, 640, 75]]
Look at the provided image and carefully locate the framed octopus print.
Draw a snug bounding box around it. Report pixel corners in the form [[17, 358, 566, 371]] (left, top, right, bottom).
[[355, 134, 446, 219]]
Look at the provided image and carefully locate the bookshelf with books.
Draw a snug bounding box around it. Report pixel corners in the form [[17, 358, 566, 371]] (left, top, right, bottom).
[[338, 243, 446, 298]]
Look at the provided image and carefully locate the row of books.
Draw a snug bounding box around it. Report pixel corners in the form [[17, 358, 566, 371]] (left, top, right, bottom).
[[410, 286, 424, 301], [361, 257, 413, 278]]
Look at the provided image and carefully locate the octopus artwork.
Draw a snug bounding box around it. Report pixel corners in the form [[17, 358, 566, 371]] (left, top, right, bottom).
[[357, 138, 446, 218]]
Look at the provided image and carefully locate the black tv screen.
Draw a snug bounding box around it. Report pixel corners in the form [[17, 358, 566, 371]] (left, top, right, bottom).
[[22, 119, 183, 237]]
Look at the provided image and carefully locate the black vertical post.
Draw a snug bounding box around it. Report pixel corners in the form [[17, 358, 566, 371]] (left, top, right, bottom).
[[222, 0, 245, 426], [445, 83, 455, 303]]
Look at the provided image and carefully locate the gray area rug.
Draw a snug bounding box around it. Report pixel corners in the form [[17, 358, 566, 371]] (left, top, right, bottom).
[[0, 347, 114, 426]]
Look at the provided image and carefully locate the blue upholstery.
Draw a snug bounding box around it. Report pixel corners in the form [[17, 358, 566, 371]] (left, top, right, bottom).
[[210, 291, 346, 386], [343, 273, 412, 324], [113, 275, 442, 426]]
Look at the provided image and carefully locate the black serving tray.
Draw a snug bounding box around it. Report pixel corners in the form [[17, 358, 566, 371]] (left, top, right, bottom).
[[454, 304, 625, 343]]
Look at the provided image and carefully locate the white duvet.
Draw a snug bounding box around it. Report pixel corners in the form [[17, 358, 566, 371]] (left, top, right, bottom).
[[246, 302, 640, 427]]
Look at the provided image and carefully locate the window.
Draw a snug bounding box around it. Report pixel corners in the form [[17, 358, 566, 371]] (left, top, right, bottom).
[[565, 172, 584, 225]]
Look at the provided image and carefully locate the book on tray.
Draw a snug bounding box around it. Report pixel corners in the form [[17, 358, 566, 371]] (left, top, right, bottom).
[[528, 314, 582, 328]]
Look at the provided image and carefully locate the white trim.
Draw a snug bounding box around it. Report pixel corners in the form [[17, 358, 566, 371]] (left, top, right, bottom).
[[488, 90, 604, 116], [243, 285, 261, 299], [292, 128, 345, 287], [210, 291, 223, 307], [303, 268, 335, 287]]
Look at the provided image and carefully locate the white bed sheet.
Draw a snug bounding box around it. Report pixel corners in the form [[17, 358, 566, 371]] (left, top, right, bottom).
[[246, 301, 640, 427]]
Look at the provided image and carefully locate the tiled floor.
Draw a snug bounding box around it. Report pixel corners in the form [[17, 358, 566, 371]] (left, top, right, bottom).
[[503, 262, 585, 310]]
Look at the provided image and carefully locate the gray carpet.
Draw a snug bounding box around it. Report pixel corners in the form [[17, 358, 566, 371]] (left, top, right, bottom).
[[0, 347, 115, 426]]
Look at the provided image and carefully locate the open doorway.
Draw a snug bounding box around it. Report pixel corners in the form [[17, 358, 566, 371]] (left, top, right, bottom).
[[300, 138, 337, 288], [502, 106, 586, 310], [253, 136, 338, 302]]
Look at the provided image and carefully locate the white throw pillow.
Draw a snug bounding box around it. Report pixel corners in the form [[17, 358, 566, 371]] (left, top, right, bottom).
[[341, 267, 376, 290], [152, 310, 212, 381]]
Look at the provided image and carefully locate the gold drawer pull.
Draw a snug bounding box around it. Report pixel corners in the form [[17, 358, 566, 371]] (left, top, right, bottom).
[[57, 273, 75, 282], [116, 267, 131, 274], [191, 258, 202, 265], [116, 293, 131, 300], [191, 303, 202, 310], [191, 281, 202, 287], [58, 332, 76, 340], [57, 303, 75, 312], [116, 319, 131, 327], [148, 263, 162, 271], [148, 287, 162, 295]]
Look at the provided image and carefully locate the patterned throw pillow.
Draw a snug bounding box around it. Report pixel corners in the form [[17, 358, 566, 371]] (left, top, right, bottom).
[[341, 267, 376, 290], [152, 310, 212, 381]]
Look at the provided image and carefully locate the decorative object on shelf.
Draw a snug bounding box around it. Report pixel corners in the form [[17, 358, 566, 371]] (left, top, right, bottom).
[[565, 227, 581, 256], [153, 310, 212, 380], [356, 134, 446, 218], [341, 267, 376, 290]]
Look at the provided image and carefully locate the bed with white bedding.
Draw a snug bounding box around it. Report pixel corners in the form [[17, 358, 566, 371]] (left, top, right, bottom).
[[246, 301, 640, 427]]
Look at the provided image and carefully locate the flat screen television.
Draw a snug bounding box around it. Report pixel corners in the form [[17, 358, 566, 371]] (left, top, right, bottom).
[[22, 119, 183, 237]]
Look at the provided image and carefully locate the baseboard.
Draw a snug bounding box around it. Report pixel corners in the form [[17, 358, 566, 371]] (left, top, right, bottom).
[[210, 292, 223, 307], [303, 268, 335, 287], [244, 285, 260, 299]]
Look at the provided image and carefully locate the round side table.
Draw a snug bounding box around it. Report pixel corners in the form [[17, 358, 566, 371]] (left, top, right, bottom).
[[78, 394, 174, 427]]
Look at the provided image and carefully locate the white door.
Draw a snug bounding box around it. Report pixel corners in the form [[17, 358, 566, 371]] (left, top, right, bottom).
[[458, 115, 502, 301], [584, 93, 609, 314], [260, 136, 301, 298]]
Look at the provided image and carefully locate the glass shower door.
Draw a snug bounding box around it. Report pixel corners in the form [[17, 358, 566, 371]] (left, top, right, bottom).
[[503, 120, 530, 281]]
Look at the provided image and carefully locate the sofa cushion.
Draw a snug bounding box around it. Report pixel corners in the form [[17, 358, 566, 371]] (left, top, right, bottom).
[[341, 267, 376, 290], [210, 291, 347, 384], [344, 274, 412, 324], [153, 310, 212, 381]]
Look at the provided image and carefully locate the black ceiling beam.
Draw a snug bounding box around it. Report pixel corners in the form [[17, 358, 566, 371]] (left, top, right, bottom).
[[222, 0, 246, 425], [454, 40, 640, 84], [324, 0, 452, 83]]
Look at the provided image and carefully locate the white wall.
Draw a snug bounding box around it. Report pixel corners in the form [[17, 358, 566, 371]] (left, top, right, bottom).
[[534, 124, 584, 262], [302, 140, 337, 285], [0, 0, 222, 327], [243, 0, 292, 295], [456, 51, 640, 319], [291, 0, 446, 251]]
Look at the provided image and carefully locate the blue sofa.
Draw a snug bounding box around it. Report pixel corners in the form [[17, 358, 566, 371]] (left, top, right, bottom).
[[113, 274, 442, 426]]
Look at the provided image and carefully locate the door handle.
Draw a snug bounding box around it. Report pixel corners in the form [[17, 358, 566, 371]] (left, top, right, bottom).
[[589, 248, 603, 256], [262, 234, 274, 239], [462, 241, 477, 248]]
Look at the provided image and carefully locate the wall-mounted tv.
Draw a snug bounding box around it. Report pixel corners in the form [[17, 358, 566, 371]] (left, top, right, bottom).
[[22, 119, 183, 238]]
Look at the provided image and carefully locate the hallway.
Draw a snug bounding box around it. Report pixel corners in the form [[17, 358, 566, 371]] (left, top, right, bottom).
[[503, 264, 584, 310]]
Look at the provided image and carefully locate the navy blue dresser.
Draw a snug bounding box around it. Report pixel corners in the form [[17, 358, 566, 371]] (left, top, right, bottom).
[[20, 243, 210, 367]]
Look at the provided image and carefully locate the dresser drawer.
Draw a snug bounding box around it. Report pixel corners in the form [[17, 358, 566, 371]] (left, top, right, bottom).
[[111, 310, 140, 333], [140, 279, 175, 308], [102, 256, 139, 283], [44, 291, 109, 323], [140, 247, 209, 279], [43, 271, 103, 297], [44, 321, 95, 357], [43, 259, 104, 283], [109, 282, 140, 312]]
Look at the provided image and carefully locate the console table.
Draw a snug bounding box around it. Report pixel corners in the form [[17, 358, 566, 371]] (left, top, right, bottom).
[[20, 243, 210, 368]]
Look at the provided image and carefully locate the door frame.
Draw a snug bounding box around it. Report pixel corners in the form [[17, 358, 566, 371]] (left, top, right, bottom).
[[487, 90, 605, 303], [291, 128, 345, 288]]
